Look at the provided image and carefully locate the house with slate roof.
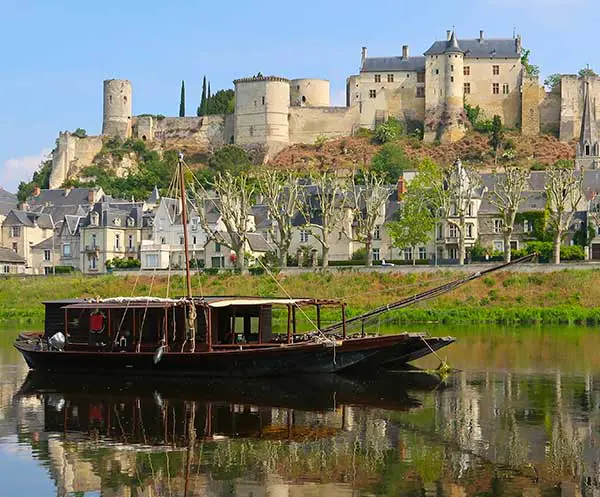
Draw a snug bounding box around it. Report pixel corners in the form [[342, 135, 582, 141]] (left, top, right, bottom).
[[0, 247, 25, 275], [79, 199, 146, 273], [31, 235, 61, 275]]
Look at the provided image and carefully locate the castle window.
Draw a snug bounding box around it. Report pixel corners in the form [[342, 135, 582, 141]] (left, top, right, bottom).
[[249, 126, 254, 137], [451, 65, 454, 72], [586, 143, 591, 155], [493, 65, 500, 75], [374, 74, 381, 83], [262, 96, 265, 105], [464, 66, 470, 76], [387, 74, 394, 83], [503, 83, 509, 94], [369, 90, 377, 98], [450, 76, 454, 82], [417, 72, 425, 83], [109, 95, 112, 104], [492, 83, 500, 94], [435, 69, 439, 75], [464, 82, 471, 94], [416, 87, 425, 98]]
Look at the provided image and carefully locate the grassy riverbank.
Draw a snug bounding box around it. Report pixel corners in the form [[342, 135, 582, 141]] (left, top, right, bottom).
[[3, 268, 600, 327]]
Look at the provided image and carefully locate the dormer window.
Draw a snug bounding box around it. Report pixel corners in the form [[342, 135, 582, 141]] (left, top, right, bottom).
[[586, 142, 591, 156], [90, 212, 99, 226], [113, 217, 122, 227], [127, 217, 135, 227]]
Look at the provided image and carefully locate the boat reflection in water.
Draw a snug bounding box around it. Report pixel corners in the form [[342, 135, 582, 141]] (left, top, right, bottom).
[[17, 371, 442, 496]]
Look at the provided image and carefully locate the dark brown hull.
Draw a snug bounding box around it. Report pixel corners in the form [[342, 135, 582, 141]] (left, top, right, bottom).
[[15, 333, 454, 377]]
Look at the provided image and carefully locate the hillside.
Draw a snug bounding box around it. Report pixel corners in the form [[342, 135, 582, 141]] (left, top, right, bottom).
[[270, 131, 575, 171]]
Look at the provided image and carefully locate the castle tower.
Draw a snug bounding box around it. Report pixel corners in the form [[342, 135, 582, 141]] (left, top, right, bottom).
[[289, 79, 330, 107], [102, 79, 132, 139], [424, 31, 468, 143], [576, 81, 600, 170], [233, 76, 290, 159]]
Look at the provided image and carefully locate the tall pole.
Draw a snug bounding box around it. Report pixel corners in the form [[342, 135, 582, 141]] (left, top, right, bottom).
[[178, 153, 193, 299]]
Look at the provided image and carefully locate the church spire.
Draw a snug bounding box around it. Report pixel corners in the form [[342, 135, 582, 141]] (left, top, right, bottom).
[[580, 81, 597, 147]]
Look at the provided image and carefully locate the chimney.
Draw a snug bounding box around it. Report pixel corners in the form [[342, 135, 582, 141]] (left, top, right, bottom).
[[397, 177, 407, 199], [64, 186, 72, 197], [479, 30, 484, 42], [361, 47, 368, 64], [516, 34, 522, 53], [447, 30, 452, 41], [33, 186, 41, 197], [88, 189, 95, 204], [402, 45, 409, 59]]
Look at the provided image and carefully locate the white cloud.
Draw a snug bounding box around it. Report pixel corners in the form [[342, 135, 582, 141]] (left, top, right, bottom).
[[1, 149, 51, 193]]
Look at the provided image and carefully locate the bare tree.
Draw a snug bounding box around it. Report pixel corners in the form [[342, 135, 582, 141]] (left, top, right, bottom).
[[545, 162, 584, 264], [257, 169, 300, 267], [488, 165, 531, 262], [195, 172, 256, 271], [298, 170, 349, 268], [445, 159, 484, 266], [346, 171, 391, 266]]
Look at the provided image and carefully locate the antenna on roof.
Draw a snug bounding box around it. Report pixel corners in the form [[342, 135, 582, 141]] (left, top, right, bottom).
[[513, 27, 516, 38]]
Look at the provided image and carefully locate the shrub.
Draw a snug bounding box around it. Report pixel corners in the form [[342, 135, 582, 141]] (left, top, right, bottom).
[[351, 248, 367, 262], [374, 117, 403, 144], [54, 266, 76, 274]]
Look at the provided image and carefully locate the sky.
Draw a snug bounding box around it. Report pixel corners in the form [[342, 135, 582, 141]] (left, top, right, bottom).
[[1, 0, 598, 192]]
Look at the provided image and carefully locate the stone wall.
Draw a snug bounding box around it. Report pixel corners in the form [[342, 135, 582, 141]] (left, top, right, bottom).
[[559, 75, 600, 141], [540, 90, 561, 136], [152, 115, 227, 149], [521, 76, 541, 136], [463, 59, 522, 128], [49, 133, 103, 189], [288, 106, 359, 144]]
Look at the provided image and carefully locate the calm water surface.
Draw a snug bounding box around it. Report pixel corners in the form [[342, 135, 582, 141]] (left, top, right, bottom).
[[1, 324, 600, 496]]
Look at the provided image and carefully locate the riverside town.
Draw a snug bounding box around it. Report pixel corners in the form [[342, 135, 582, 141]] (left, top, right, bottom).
[[3, 4, 600, 496]]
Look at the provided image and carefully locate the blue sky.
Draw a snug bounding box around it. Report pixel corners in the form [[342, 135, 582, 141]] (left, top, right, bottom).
[[1, 0, 597, 192]]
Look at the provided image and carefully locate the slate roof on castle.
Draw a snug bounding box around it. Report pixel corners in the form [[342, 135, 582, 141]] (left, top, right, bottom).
[[361, 35, 520, 73]]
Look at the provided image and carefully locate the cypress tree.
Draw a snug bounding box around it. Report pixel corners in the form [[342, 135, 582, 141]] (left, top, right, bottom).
[[199, 76, 207, 116], [179, 80, 185, 117], [207, 81, 212, 114]]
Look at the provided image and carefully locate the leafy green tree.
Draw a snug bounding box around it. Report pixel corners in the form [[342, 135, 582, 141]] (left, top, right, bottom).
[[72, 128, 87, 138], [206, 89, 235, 115], [17, 159, 52, 201], [579, 67, 598, 78], [387, 196, 433, 265], [370, 143, 413, 183], [179, 80, 185, 117], [544, 73, 562, 91], [521, 49, 540, 77], [208, 145, 251, 175]]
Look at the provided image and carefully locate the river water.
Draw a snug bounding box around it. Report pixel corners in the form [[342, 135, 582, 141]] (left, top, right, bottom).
[[1, 324, 599, 496]]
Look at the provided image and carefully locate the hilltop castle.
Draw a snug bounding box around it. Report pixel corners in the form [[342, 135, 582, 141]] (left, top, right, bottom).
[[49, 30, 600, 188]]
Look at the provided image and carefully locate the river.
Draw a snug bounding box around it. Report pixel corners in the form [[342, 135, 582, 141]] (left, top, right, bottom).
[[0, 324, 598, 496]]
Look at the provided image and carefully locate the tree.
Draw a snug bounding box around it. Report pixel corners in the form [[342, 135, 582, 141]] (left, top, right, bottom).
[[17, 158, 52, 202], [520, 49, 540, 77], [488, 165, 531, 262], [545, 161, 584, 264], [346, 171, 391, 266], [387, 196, 434, 265], [195, 172, 256, 271], [298, 170, 349, 268], [258, 170, 301, 267], [374, 117, 403, 144], [207, 81, 211, 111], [579, 67, 598, 78], [445, 159, 483, 265], [208, 145, 251, 175], [370, 143, 413, 183], [489, 115, 504, 165], [72, 128, 87, 138], [197, 76, 208, 116], [179, 80, 185, 117], [544, 73, 562, 91]]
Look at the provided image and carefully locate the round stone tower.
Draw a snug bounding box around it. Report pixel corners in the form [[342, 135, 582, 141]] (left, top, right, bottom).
[[290, 79, 330, 107], [233, 76, 290, 157], [442, 32, 467, 142], [102, 79, 132, 139]]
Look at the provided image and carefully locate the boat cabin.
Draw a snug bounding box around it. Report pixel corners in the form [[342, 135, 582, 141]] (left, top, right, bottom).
[[43, 296, 346, 353]]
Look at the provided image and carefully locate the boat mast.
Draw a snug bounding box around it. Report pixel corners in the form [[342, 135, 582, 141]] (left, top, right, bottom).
[[178, 153, 193, 300]]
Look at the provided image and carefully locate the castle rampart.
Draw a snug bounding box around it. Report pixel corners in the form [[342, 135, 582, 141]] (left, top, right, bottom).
[[49, 133, 103, 189]]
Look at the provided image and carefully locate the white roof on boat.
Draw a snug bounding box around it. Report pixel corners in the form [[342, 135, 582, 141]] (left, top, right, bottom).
[[207, 298, 311, 308]]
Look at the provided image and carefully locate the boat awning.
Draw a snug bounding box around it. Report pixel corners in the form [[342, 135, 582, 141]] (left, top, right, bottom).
[[207, 298, 313, 308], [62, 300, 183, 310]]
